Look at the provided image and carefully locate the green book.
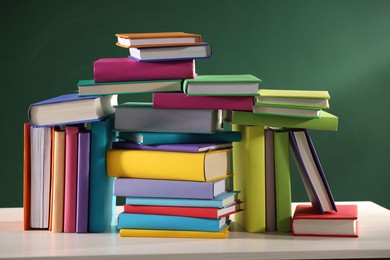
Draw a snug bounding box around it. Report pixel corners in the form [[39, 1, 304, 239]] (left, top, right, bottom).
[[183, 74, 262, 96], [232, 111, 338, 131], [253, 103, 322, 119]]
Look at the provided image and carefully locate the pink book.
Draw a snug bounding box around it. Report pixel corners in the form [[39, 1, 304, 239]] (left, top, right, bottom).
[[153, 92, 254, 111], [63, 126, 79, 233], [93, 58, 196, 83]]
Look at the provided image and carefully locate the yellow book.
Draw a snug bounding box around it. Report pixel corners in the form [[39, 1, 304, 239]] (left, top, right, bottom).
[[107, 149, 231, 182], [119, 226, 229, 238], [258, 89, 330, 99], [232, 125, 266, 233]]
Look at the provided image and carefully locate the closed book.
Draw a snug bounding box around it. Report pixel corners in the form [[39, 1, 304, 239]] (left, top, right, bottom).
[[112, 141, 232, 153], [253, 104, 322, 118], [114, 102, 222, 133], [258, 89, 330, 99], [125, 191, 238, 208], [232, 111, 338, 131], [264, 129, 276, 232], [232, 124, 266, 233], [114, 178, 228, 199], [292, 204, 358, 237], [115, 32, 202, 48], [153, 92, 254, 111], [123, 202, 242, 219], [107, 149, 231, 181], [129, 42, 211, 62], [119, 225, 229, 239], [78, 79, 182, 96], [76, 131, 91, 233], [117, 213, 227, 232], [117, 131, 241, 145], [23, 123, 31, 230], [93, 58, 195, 83], [28, 94, 117, 127]]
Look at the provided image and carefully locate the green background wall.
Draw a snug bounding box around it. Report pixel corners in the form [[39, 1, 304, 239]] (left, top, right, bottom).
[[1, 0, 390, 209]]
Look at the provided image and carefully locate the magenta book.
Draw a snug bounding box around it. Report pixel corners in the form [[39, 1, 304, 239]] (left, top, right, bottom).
[[153, 92, 254, 111], [93, 58, 196, 83]]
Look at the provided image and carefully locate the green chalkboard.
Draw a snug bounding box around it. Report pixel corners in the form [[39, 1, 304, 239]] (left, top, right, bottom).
[[1, 0, 390, 209]]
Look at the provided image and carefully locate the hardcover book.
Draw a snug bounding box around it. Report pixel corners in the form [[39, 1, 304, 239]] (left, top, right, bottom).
[[253, 104, 322, 119], [23, 123, 31, 230], [264, 129, 276, 232], [115, 32, 202, 48]]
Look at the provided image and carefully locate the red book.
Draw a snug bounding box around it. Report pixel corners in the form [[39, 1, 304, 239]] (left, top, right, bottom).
[[153, 92, 254, 111], [292, 204, 358, 237], [93, 58, 196, 83], [124, 202, 242, 219]]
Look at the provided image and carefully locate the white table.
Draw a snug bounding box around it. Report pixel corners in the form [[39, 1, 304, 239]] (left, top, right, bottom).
[[1, 201, 389, 259]]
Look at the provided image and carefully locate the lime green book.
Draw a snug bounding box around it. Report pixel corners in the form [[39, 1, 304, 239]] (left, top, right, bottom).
[[253, 104, 322, 119], [274, 130, 292, 232], [258, 89, 330, 99], [183, 74, 262, 96], [232, 124, 266, 233], [231, 111, 338, 131]]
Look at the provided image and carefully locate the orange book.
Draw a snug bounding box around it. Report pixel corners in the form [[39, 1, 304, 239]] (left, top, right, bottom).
[[115, 32, 202, 48], [23, 122, 31, 230]]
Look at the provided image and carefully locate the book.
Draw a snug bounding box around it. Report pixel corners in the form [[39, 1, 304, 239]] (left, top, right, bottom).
[[116, 131, 241, 145], [77, 79, 182, 96], [232, 111, 338, 131], [114, 178, 228, 199], [76, 131, 91, 233], [273, 130, 292, 232], [115, 32, 202, 48], [63, 126, 79, 233], [23, 123, 31, 230], [48, 127, 55, 231], [125, 191, 238, 208], [264, 129, 276, 232], [28, 94, 117, 127], [111, 141, 232, 153], [183, 75, 262, 96], [119, 225, 229, 238], [117, 213, 228, 232], [51, 129, 65, 233], [253, 104, 322, 119], [153, 92, 254, 111], [256, 89, 330, 109], [107, 149, 231, 181], [292, 204, 358, 237], [232, 124, 266, 233], [93, 58, 195, 83], [128, 42, 212, 61], [114, 102, 222, 133], [88, 118, 116, 233], [289, 129, 337, 213]]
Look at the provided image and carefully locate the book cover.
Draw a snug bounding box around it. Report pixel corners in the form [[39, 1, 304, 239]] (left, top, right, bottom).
[[232, 111, 338, 131], [48, 127, 55, 231], [125, 191, 238, 208], [292, 204, 358, 237], [117, 213, 227, 232], [265, 129, 276, 232], [273, 130, 292, 232], [153, 92, 254, 111], [88, 117, 116, 233], [258, 89, 330, 99], [93, 58, 195, 83], [76, 131, 91, 233], [232, 124, 266, 233], [107, 149, 231, 182], [116, 131, 241, 145], [253, 104, 322, 119], [114, 178, 228, 199], [23, 123, 31, 230], [119, 225, 229, 239], [63, 126, 79, 233], [115, 32, 202, 48], [289, 129, 337, 213]]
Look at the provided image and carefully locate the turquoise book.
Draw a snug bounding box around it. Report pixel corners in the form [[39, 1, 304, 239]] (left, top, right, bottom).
[[88, 117, 116, 232]]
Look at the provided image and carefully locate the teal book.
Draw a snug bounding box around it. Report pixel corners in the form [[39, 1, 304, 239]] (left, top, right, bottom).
[[273, 130, 292, 232], [117, 213, 228, 232], [88, 117, 115, 232]]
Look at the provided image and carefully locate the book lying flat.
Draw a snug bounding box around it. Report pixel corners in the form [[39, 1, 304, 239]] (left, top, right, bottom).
[[292, 204, 358, 237], [119, 225, 229, 239], [253, 104, 322, 119], [93, 58, 195, 83], [115, 32, 202, 48]]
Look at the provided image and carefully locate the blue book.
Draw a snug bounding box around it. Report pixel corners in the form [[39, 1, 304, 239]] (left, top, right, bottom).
[[125, 191, 238, 208], [88, 117, 116, 232], [116, 131, 241, 145], [117, 213, 228, 232]]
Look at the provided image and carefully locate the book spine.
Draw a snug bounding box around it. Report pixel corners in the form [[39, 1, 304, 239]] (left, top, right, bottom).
[[265, 129, 276, 232], [23, 123, 31, 230], [125, 197, 224, 208], [119, 226, 229, 238], [123, 204, 218, 218]]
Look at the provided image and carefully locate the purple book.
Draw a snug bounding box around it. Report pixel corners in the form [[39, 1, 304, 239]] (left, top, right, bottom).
[[114, 178, 228, 199], [265, 129, 276, 231], [76, 131, 91, 233], [112, 141, 232, 153]]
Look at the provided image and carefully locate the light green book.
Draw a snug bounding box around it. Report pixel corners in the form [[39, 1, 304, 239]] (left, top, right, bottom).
[[232, 111, 338, 131], [253, 103, 322, 119], [183, 74, 262, 96]]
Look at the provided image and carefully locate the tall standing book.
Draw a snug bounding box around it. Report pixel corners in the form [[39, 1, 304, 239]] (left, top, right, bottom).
[[115, 32, 202, 48], [289, 129, 337, 213], [23, 123, 31, 230], [264, 129, 276, 232]]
